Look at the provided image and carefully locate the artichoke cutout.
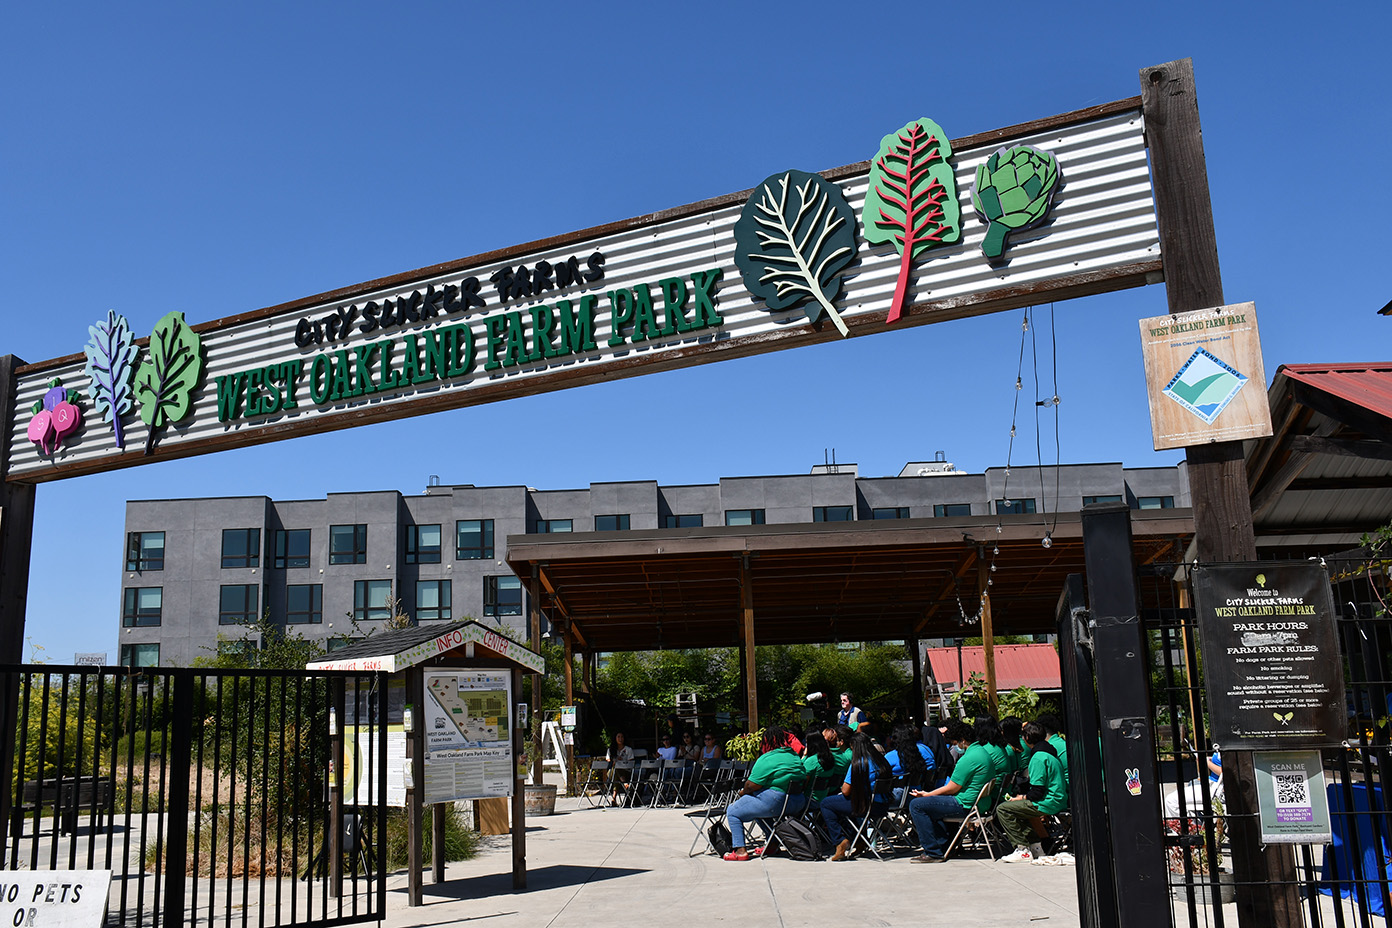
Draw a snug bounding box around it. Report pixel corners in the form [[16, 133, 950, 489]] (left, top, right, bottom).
[[971, 145, 1061, 261]]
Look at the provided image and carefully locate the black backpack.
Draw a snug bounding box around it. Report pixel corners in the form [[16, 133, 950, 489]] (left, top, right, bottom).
[[768, 819, 824, 861], [708, 821, 732, 856]]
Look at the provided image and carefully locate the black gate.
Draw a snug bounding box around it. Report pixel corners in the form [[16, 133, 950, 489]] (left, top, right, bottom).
[[0, 665, 387, 927], [1143, 551, 1392, 927]]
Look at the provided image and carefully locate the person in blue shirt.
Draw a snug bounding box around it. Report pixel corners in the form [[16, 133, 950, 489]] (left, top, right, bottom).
[[884, 723, 934, 801], [820, 731, 892, 860]]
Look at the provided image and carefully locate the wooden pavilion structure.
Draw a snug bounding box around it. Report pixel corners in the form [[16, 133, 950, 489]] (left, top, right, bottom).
[[506, 507, 1193, 732]]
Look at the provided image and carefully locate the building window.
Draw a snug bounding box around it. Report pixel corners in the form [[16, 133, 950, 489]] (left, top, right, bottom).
[[594, 514, 630, 531], [353, 580, 394, 622], [663, 514, 704, 528], [286, 584, 323, 624], [327, 637, 362, 653], [1083, 495, 1123, 506], [330, 524, 368, 565], [813, 506, 853, 522], [406, 524, 442, 564], [536, 519, 573, 533], [125, 531, 165, 571], [483, 576, 523, 618], [122, 587, 163, 627], [455, 520, 494, 560], [872, 507, 910, 520], [933, 503, 972, 517], [219, 584, 259, 625], [1136, 496, 1175, 510], [995, 498, 1037, 515], [120, 643, 160, 668], [724, 509, 765, 527], [221, 528, 260, 569], [273, 529, 312, 569], [416, 580, 452, 622]]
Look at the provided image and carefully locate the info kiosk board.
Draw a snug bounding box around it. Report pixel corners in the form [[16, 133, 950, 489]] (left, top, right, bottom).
[[308, 621, 545, 903]]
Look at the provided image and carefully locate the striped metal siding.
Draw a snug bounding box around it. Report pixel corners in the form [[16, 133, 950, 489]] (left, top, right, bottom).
[[8, 108, 1157, 480]]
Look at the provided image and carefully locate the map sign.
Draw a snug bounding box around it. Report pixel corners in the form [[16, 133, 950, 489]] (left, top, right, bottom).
[[422, 670, 514, 803]]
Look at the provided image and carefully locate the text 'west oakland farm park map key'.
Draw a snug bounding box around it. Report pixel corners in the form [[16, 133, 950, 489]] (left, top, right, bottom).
[[1139, 303, 1273, 451]]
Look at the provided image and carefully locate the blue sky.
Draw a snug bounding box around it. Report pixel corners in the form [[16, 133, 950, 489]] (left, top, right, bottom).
[[3, 1, 1388, 662]]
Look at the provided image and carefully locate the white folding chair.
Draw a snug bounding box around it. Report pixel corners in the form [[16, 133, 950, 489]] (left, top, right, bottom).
[[942, 777, 1000, 861]]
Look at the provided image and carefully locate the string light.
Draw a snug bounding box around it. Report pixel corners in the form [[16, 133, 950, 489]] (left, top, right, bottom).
[[956, 302, 1066, 625]]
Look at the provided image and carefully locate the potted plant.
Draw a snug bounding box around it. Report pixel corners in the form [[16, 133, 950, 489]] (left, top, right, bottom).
[[1166, 797, 1234, 904]]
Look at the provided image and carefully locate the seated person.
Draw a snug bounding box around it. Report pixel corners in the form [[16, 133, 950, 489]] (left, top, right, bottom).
[[921, 724, 955, 788], [1000, 717, 1026, 791], [819, 731, 892, 860], [1164, 731, 1222, 819], [1038, 713, 1070, 790], [700, 732, 724, 769], [822, 723, 855, 781], [884, 723, 934, 800], [605, 731, 635, 803], [678, 731, 702, 763], [906, 719, 998, 863], [996, 721, 1068, 862], [657, 734, 679, 761], [722, 727, 806, 861], [801, 730, 841, 804]]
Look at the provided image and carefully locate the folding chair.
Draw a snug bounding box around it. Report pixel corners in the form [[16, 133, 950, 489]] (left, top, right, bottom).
[[609, 759, 636, 807], [882, 769, 929, 850], [800, 774, 838, 843], [942, 777, 1000, 860], [746, 777, 807, 850], [844, 776, 902, 860], [652, 758, 688, 807], [633, 759, 661, 806], [686, 771, 742, 856], [579, 759, 610, 808]]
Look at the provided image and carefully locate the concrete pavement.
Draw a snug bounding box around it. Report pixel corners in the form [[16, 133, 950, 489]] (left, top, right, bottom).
[[381, 796, 1082, 928]]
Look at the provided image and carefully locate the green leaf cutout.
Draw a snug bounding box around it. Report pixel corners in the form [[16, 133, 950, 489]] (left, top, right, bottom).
[[971, 145, 1061, 260], [733, 169, 858, 337], [135, 311, 204, 455], [862, 118, 960, 324]]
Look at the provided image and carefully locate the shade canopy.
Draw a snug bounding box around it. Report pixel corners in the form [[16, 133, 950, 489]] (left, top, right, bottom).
[[505, 510, 1192, 652]]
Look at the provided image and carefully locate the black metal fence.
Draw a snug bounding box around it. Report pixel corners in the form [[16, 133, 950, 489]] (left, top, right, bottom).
[[0, 665, 387, 928], [1144, 552, 1392, 928]]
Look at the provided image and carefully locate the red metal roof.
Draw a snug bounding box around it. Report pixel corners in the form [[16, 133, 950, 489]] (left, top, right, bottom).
[[924, 643, 1061, 692], [1277, 363, 1392, 421]]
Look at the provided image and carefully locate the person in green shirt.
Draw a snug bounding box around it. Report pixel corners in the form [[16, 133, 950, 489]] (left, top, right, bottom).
[[1038, 713, 1069, 791], [722, 727, 807, 861], [801, 730, 842, 802], [1000, 716, 1026, 787], [905, 719, 1001, 862], [997, 721, 1068, 862]]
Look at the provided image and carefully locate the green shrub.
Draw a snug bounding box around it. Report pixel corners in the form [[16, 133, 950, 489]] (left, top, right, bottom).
[[116, 730, 165, 760], [384, 805, 479, 870]]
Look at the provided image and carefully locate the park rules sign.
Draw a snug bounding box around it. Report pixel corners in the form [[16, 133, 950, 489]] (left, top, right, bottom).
[[1192, 563, 1346, 751]]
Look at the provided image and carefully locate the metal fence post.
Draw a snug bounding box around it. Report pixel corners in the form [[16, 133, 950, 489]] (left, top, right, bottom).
[[1082, 502, 1169, 926], [161, 668, 193, 928]]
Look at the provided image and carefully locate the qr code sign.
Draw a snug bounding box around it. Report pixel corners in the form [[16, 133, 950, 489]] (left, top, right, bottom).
[[1275, 773, 1309, 807]]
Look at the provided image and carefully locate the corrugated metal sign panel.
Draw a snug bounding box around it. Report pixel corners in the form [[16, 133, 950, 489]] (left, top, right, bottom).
[[8, 103, 1159, 482]]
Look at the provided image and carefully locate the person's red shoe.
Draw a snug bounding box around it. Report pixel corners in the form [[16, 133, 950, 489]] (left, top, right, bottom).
[[722, 850, 751, 861]]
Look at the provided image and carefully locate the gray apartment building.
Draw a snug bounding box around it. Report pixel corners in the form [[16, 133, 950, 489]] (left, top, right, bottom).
[[118, 460, 1188, 666]]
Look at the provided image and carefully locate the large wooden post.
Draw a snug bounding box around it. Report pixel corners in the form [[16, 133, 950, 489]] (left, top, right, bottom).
[[1142, 57, 1299, 928], [977, 555, 998, 717], [405, 666, 424, 907], [0, 356, 34, 666], [0, 356, 35, 866], [739, 556, 758, 730], [908, 634, 923, 720], [562, 622, 574, 789], [527, 568, 543, 785], [511, 666, 527, 890]]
